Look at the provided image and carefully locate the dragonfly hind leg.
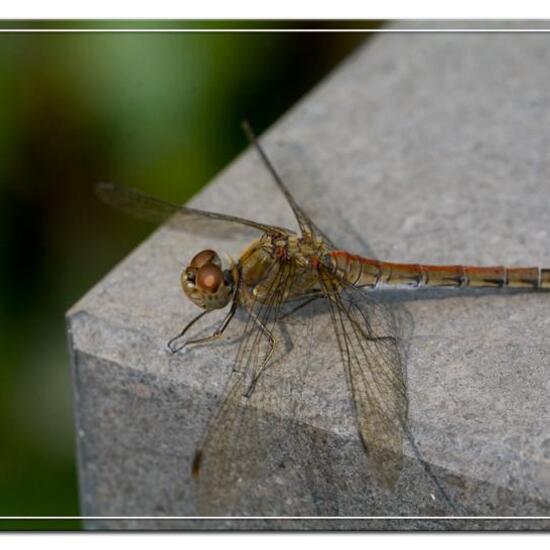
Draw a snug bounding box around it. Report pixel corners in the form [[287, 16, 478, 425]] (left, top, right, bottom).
[[346, 299, 399, 344], [277, 290, 323, 322]]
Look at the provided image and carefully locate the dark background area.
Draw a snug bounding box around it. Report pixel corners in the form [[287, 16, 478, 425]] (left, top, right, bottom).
[[0, 22, 372, 528]]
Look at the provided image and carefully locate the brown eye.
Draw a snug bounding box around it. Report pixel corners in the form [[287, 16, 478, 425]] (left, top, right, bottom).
[[190, 250, 218, 269], [196, 264, 223, 292], [185, 268, 196, 282]]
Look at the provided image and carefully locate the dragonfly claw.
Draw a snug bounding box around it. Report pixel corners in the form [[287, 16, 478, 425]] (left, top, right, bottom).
[[166, 339, 187, 354]]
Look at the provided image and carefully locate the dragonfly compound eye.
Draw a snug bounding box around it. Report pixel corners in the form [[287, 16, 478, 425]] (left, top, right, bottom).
[[181, 254, 233, 310], [197, 264, 222, 292], [190, 249, 221, 269]]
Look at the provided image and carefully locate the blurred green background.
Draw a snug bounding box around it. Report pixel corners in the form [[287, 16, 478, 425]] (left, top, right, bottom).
[[0, 21, 371, 528]]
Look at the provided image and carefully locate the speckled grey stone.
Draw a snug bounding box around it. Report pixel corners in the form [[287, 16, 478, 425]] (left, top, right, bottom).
[[67, 27, 550, 530]]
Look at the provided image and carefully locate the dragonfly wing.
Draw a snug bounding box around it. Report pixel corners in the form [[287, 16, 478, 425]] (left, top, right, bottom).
[[320, 273, 409, 489], [95, 182, 291, 238], [243, 122, 339, 246], [192, 363, 269, 515], [193, 260, 301, 515]]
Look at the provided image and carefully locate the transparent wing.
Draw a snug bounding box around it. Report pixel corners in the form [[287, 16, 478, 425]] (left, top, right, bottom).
[[275, 139, 384, 257], [192, 259, 301, 515], [95, 181, 291, 239], [319, 270, 409, 489], [243, 122, 338, 248]]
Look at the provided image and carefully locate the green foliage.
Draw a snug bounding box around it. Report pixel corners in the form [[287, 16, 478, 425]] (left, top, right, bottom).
[[0, 23, 366, 527]]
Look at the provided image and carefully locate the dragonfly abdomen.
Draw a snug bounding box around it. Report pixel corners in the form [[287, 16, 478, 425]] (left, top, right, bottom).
[[328, 251, 550, 290]]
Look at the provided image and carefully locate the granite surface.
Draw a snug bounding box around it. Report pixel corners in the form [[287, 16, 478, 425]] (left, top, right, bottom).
[[67, 29, 550, 529]]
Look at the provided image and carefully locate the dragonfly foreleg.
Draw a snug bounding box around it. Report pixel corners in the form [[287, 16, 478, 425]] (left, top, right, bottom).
[[167, 301, 237, 354], [243, 311, 276, 398]]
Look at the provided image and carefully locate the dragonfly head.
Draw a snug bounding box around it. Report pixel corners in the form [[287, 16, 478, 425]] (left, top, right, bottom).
[[181, 249, 234, 310]]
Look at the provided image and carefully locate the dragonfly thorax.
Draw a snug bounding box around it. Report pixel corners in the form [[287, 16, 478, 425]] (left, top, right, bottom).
[[238, 234, 328, 306], [181, 249, 235, 311]]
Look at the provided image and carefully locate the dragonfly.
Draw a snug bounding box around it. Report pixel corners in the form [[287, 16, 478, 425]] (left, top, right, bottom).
[[96, 122, 550, 516]]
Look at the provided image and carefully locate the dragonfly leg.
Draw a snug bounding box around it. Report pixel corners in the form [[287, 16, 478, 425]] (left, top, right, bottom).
[[166, 310, 208, 353], [166, 301, 237, 354], [325, 289, 400, 346], [243, 311, 276, 398], [345, 297, 399, 344], [241, 293, 320, 389], [278, 291, 322, 322]]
